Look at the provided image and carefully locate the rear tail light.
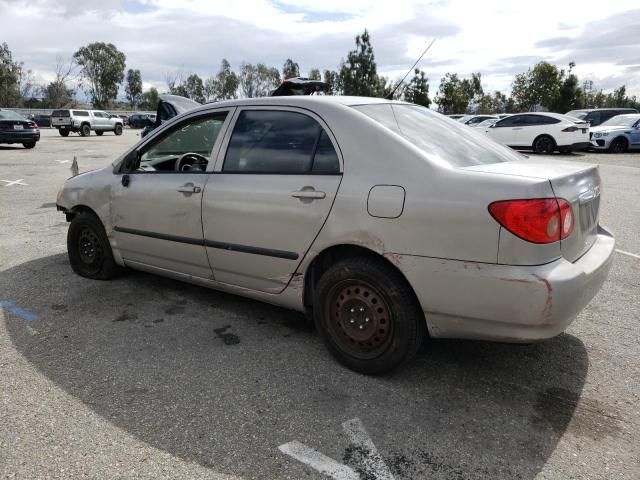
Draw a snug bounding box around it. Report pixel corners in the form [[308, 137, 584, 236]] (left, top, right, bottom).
[[562, 126, 579, 132], [0, 124, 9, 129], [489, 198, 574, 244], [27, 121, 37, 129]]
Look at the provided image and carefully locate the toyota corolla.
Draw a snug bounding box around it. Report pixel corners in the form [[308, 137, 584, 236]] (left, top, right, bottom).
[[56, 96, 615, 374]]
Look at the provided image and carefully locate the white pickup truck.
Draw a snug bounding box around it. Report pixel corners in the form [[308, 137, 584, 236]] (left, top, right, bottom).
[[51, 109, 124, 137]]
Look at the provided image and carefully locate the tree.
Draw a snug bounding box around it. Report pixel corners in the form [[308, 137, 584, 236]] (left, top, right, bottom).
[[139, 87, 159, 111], [125, 69, 143, 108], [339, 29, 382, 97], [403, 69, 430, 107], [73, 42, 126, 109], [239, 63, 280, 98], [212, 59, 239, 100], [434, 72, 483, 113], [0, 42, 23, 107], [42, 55, 75, 108], [511, 62, 561, 111], [548, 62, 582, 113], [323, 69, 340, 95], [309, 68, 321, 80], [184, 74, 205, 103], [282, 58, 300, 79]]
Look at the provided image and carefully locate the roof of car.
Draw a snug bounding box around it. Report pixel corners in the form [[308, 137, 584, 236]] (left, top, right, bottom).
[[204, 95, 401, 109]]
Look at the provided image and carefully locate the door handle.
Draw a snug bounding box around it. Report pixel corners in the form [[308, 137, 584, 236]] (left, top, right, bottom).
[[291, 189, 326, 200], [177, 183, 202, 194]]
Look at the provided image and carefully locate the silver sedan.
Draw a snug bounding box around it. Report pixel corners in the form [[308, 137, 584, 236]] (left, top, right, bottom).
[[56, 96, 615, 374]]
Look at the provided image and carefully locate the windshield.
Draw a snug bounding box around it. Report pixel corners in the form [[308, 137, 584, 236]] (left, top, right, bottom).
[[476, 119, 498, 128], [566, 110, 587, 120], [600, 114, 640, 128], [456, 115, 473, 123], [0, 110, 26, 120], [353, 104, 521, 167]]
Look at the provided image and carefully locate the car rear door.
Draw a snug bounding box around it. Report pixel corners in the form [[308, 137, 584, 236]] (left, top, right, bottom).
[[111, 109, 233, 278], [487, 115, 521, 146], [202, 107, 342, 293]]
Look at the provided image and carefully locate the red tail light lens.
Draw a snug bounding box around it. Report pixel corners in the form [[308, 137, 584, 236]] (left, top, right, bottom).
[[27, 121, 37, 129], [489, 198, 574, 244]]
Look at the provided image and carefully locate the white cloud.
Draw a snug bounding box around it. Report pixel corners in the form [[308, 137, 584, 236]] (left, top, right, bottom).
[[1, 0, 639, 102]]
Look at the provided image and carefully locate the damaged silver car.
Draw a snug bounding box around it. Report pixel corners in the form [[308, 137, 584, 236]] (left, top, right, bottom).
[[56, 96, 615, 374]]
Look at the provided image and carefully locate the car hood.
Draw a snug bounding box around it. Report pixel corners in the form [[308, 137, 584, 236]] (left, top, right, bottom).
[[589, 125, 632, 134]]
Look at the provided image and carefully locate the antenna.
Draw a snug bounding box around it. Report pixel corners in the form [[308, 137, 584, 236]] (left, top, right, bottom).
[[385, 38, 436, 100]]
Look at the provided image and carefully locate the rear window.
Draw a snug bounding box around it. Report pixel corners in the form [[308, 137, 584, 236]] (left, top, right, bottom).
[[73, 111, 89, 116], [0, 110, 26, 120], [354, 104, 520, 167], [51, 110, 70, 117]]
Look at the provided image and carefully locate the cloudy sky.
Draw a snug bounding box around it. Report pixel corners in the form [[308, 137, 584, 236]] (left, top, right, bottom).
[[1, 0, 639, 101]]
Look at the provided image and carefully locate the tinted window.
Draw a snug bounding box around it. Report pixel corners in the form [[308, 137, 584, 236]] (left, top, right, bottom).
[[522, 115, 560, 125], [136, 113, 227, 173], [495, 115, 521, 127], [51, 110, 70, 117], [355, 104, 520, 167], [73, 111, 89, 117], [223, 110, 320, 173], [312, 130, 340, 173], [586, 112, 601, 125]]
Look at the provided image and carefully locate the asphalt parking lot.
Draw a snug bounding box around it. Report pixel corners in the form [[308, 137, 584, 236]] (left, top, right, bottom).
[[1, 128, 639, 480]]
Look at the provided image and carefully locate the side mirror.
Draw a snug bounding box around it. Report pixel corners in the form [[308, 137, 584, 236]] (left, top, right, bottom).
[[120, 150, 140, 173]]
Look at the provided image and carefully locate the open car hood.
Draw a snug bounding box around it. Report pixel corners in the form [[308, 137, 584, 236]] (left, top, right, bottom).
[[270, 77, 330, 96], [155, 95, 201, 126]]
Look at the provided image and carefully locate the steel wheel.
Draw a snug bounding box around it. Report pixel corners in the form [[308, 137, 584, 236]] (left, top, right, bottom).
[[77, 226, 105, 275], [326, 280, 394, 360]]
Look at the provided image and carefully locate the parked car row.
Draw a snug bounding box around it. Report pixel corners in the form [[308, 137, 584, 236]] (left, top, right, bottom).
[[56, 93, 615, 374]]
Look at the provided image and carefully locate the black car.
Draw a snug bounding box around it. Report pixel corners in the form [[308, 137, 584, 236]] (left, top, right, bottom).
[[30, 114, 52, 127], [0, 109, 40, 149], [565, 108, 638, 127], [128, 113, 156, 129]]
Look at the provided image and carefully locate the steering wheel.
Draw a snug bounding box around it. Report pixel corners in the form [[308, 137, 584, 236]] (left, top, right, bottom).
[[174, 152, 209, 172]]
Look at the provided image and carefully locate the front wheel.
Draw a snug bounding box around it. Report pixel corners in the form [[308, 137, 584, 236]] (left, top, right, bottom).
[[67, 212, 123, 280], [609, 137, 628, 153], [114, 124, 123, 135], [533, 135, 556, 154], [23, 142, 36, 149], [314, 257, 426, 375]]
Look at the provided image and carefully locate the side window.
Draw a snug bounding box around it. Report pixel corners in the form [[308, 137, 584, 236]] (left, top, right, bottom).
[[135, 113, 227, 173], [587, 112, 601, 125], [496, 115, 520, 127], [312, 130, 340, 173], [223, 110, 339, 174]]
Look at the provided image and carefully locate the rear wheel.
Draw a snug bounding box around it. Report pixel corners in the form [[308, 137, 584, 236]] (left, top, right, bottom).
[[59, 129, 70, 137], [80, 124, 91, 137], [314, 257, 425, 375], [67, 212, 122, 280], [23, 142, 36, 149], [533, 135, 556, 154], [114, 124, 123, 136], [609, 137, 628, 153], [95, 130, 104, 136]]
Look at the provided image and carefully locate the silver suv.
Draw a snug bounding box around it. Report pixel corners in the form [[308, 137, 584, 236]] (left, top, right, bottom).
[[51, 109, 124, 137]]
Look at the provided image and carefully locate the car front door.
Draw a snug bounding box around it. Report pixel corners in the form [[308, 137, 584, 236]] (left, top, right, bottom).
[[630, 120, 640, 147], [202, 107, 342, 293], [111, 110, 232, 278], [487, 115, 522, 146]]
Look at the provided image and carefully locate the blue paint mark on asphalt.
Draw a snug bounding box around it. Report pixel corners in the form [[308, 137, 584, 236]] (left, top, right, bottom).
[[0, 301, 38, 321]]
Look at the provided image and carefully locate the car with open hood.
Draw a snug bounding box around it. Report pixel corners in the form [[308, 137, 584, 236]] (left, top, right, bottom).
[[588, 113, 640, 153], [56, 95, 615, 374], [140, 95, 201, 138]]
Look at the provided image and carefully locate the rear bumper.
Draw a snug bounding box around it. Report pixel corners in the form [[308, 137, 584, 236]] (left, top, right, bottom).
[[398, 226, 615, 342], [0, 130, 40, 143]]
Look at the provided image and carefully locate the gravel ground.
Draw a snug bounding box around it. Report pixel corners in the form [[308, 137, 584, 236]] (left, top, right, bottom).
[[1, 128, 638, 479]]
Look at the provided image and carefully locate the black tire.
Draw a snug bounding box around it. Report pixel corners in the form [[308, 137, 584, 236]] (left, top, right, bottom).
[[23, 142, 36, 149], [313, 257, 426, 375], [114, 124, 123, 136], [80, 124, 91, 137], [95, 130, 104, 136], [67, 212, 122, 280], [532, 135, 556, 154], [59, 129, 70, 137], [609, 137, 628, 153]]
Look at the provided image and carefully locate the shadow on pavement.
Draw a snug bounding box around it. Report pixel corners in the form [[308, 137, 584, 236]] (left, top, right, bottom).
[[3, 254, 590, 479]]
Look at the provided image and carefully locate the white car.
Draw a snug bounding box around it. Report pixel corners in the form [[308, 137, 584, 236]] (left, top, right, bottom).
[[589, 114, 640, 153], [483, 112, 589, 154]]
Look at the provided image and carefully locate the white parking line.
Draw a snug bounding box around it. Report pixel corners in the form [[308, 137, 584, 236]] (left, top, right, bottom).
[[1, 179, 28, 186], [278, 417, 396, 480], [616, 249, 640, 260], [55, 160, 70, 164]]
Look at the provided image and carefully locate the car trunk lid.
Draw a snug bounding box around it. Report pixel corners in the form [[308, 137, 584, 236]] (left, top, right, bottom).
[[464, 158, 601, 262]]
